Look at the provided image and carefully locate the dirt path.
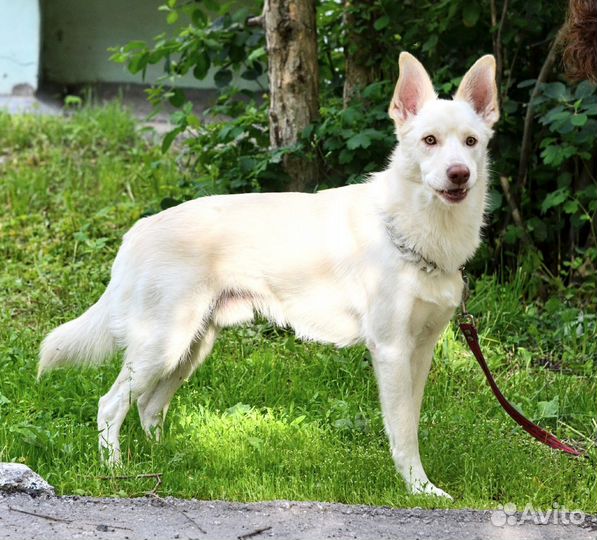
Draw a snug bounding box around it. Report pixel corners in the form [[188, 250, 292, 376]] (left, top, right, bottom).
[[1, 494, 595, 540]]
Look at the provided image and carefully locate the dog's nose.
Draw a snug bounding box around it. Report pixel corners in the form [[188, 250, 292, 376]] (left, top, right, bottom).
[[447, 164, 470, 186]]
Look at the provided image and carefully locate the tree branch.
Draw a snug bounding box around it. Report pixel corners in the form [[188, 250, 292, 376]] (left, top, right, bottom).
[[490, 0, 509, 99], [495, 0, 509, 95], [517, 30, 563, 190], [247, 15, 264, 27]]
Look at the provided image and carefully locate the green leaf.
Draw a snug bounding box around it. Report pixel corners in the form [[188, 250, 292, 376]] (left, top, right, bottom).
[[575, 80, 596, 100], [333, 418, 353, 430], [248, 46, 267, 63], [232, 7, 251, 24], [422, 34, 438, 53], [341, 107, 362, 126], [241, 68, 259, 81], [214, 69, 233, 88], [541, 143, 577, 166], [290, 415, 306, 426], [161, 126, 184, 153], [571, 113, 588, 126], [517, 79, 536, 89], [128, 53, 149, 75], [527, 217, 548, 241], [123, 40, 147, 52], [563, 199, 579, 214], [168, 89, 186, 108], [191, 8, 208, 27], [542, 82, 570, 101], [192, 54, 211, 80], [238, 156, 256, 174], [503, 224, 523, 244], [167, 10, 179, 24], [247, 436, 263, 450], [462, 1, 480, 27], [339, 149, 354, 164], [374, 15, 390, 31], [541, 188, 569, 213], [225, 402, 252, 416], [362, 82, 385, 99], [346, 132, 372, 150], [536, 396, 559, 420]]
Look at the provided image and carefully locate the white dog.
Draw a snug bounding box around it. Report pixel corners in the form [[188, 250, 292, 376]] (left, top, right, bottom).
[[39, 52, 499, 498]]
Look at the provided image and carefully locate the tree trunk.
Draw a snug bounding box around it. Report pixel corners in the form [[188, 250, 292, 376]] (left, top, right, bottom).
[[264, 0, 320, 192], [342, 0, 376, 107]]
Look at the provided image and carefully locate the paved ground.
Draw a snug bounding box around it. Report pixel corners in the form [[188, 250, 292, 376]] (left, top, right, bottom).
[[1, 494, 596, 540], [0, 93, 62, 116]]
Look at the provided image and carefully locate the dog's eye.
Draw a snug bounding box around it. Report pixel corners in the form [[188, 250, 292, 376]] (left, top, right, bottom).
[[423, 135, 437, 146], [465, 136, 477, 146]]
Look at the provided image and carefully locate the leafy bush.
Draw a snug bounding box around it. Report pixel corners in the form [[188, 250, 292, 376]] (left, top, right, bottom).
[[314, 82, 395, 187], [530, 81, 597, 275], [178, 94, 286, 194]]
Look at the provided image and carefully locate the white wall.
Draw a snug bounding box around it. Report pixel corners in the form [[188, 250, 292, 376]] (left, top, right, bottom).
[[0, 0, 40, 94], [40, 0, 216, 88], [1, 1, 260, 93]]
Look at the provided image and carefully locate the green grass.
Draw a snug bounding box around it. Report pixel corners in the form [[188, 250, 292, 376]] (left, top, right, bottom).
[[0, 106, 595, 510]]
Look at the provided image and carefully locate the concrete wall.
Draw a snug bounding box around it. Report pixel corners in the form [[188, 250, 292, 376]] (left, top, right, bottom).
[[40, 0, 215, 88], [0, 0, 40, 94]]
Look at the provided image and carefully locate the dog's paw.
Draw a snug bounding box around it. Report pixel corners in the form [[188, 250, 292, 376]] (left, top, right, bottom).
[[410, 481, 453, 500], [99, 442, 121, 468]]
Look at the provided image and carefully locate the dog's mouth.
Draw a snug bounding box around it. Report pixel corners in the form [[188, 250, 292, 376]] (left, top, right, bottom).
[[436, 188, 468, 203]]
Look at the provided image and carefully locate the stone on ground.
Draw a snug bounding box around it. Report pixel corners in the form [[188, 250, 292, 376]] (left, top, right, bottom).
[[0, 463, 55, 497]]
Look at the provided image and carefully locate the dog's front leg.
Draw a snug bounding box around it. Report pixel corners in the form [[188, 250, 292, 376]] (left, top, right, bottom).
[[371, 340, 452, 499]]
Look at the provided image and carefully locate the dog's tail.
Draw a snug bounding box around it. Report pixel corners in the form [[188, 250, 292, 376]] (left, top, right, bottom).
[[38, 292, 117, 378]]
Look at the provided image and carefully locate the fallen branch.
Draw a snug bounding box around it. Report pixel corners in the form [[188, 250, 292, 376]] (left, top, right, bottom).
[[238, 526, 273, 540], [96, 472, 163, 496], [148, 493, 207, 535], [8, 505, 72, 523]]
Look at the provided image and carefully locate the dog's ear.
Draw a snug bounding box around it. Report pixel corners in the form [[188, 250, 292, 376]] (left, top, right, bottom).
[[389, 52, 437, 125], [454, 55, 500, 127]]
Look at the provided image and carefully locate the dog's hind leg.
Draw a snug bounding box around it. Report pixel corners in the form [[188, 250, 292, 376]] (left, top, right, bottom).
[[137, 324, 219, 439], [97, 345, 161, 465], [98, 293, 211, 464]]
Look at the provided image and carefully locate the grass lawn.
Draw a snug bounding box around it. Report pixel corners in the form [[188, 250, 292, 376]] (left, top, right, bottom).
[[0, 106, 595, 510]]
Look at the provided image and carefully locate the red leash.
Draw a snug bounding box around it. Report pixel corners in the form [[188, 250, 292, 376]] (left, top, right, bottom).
[[458, 279, 583, 457]]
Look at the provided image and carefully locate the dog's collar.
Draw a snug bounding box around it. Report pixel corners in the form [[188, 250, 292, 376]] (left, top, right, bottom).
[[384, 222, 443, 274]]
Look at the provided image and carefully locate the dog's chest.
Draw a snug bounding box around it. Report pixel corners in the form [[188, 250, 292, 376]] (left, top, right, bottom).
[[395, 267, 464, 336], [413, 270, 464, 309]]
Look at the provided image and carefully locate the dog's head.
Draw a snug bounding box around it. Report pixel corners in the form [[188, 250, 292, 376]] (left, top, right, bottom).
[[389, 53, 499, 205]]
